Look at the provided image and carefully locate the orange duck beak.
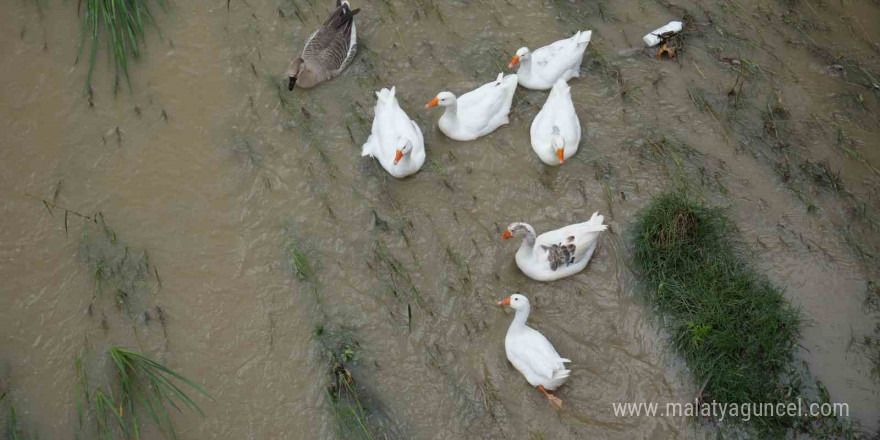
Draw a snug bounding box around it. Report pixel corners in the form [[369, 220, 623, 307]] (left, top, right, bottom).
[[497, 297, 511, 306], [509, 55, 520, 68], [501, 229, 512, 240], [557, 149, 565, 164], [425, 97, 439, 108], [394, 149, 404, 165]]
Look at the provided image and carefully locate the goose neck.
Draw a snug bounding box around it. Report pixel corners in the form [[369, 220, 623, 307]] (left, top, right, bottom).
[[510, 305, 531, 330], [519, 224, 537, 249]]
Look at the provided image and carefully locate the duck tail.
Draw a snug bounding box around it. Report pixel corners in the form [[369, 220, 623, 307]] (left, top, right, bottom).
[[552, 366, 571, 381], [550, 78, 570, 97], [328, 1, 359, 28], [376, 86, 396, 104], [498, 72, 518, 88], [586, 211, 607, 230], [341, 1, 360, 18], [575, 30, 593, 45], [361, 134, 376, 158]]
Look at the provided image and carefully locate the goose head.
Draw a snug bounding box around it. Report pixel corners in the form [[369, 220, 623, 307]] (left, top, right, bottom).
[[501, 222, 534, 240], [287, 58, 305, 91], [509, 47, 530, 68], [394, 138, 414, 165], [425, 92, 457, 109], [497, 293, 529, 310], [551, 127, 565, 164]]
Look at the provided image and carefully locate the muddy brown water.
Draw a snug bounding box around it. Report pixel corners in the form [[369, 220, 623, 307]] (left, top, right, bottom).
[[2, 0, 880, 438]]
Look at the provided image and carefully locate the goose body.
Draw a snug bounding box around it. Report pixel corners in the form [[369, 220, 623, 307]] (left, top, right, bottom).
[[510, 31, 592, 91], [426, 73, 518, 141], [287, 0, 359, 90], [362, 87, 425, 178], [530, 78, 581, 166], [498, 294, 570, 408], [502, 212, 607, 282]]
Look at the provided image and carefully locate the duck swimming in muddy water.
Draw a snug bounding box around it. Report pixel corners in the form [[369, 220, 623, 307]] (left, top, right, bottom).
[[502, 213, 607, 282], [498, 294, 571, 409], [509, 31, 592, 90], [530, 78, 581, 166], [287, 0, 359, 90], [425, 73, 518, 141], [362, 87, 426, 178]]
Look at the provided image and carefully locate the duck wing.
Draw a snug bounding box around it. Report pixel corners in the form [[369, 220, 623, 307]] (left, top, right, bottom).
[[531, 79, 579, 140], [534, 212, 607, 271], [532, 38, 573, 69], [531, 31, 591, 78], [362, 87, 396, 158], [303, 2, 360, 73], [457, 73, 514, 131], [508, 327, 570, 383]]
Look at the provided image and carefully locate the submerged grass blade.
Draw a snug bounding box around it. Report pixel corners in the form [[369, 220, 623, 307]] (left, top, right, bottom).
[[77, 0, 164, 93], [8, 403, 22, 440], [290, 246, 315, 281]]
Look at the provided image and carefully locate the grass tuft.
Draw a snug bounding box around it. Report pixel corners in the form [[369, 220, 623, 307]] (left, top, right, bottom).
[[631, 192, 803, 436], [76, 0, 166, 93], [290, 246, 315, 281], [314, 327, 377, 440], [800, 159, 843, 193], [76, 347, 209, 440]]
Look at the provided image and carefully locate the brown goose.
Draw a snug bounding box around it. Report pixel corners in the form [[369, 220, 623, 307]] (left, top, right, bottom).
[[288, 0, 360, 90]]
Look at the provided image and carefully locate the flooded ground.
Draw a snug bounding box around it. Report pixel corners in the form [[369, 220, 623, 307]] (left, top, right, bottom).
[[2, 0, 880, 438]]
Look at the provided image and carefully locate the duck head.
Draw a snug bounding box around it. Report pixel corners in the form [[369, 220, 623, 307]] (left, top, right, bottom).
[[287, 57, 305, 91], [509, 47, 530, 68], [497, 293, 529, 310], [551, 127, 565, 164], [501, 222, 533, 240], [425, 92, 456, 109], [394, 138, 414, 165]]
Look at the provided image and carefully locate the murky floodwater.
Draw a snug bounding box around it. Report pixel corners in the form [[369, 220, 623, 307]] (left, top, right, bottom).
[[2, 0, 880, 438]]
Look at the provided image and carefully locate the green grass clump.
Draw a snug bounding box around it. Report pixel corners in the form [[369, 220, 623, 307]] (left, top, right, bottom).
[[290, 247, 314, 281], [631, 193, 802, 436], [313, 326, 384, 440], [76, 347, 209, 440], [77, 0, 166, 93]]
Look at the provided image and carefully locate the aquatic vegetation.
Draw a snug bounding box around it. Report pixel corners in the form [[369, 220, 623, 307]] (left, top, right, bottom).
[[315, 325, 398, 440], [290, 246, 315, 281], [287, 229, 398, 438], [631, 193, 870, 436], [76, 347, 209, 440], [853, 282, 880, 382], [81, 213, 159, 317], [6, 402, 27, 440], [315, 327, 369, 438], [631, 193, 802, 435], [76, 0, 167, 93], [800, 159, 844, 193]]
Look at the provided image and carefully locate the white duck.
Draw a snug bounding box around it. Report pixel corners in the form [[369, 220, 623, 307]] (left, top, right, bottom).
[[362, 87, 425, 178], [498, 293, 570, 409], [425, 73, 518, 141], [509, 30, 593, 90], [530, 78, 581, 165], [502, 212, 607, 281]]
